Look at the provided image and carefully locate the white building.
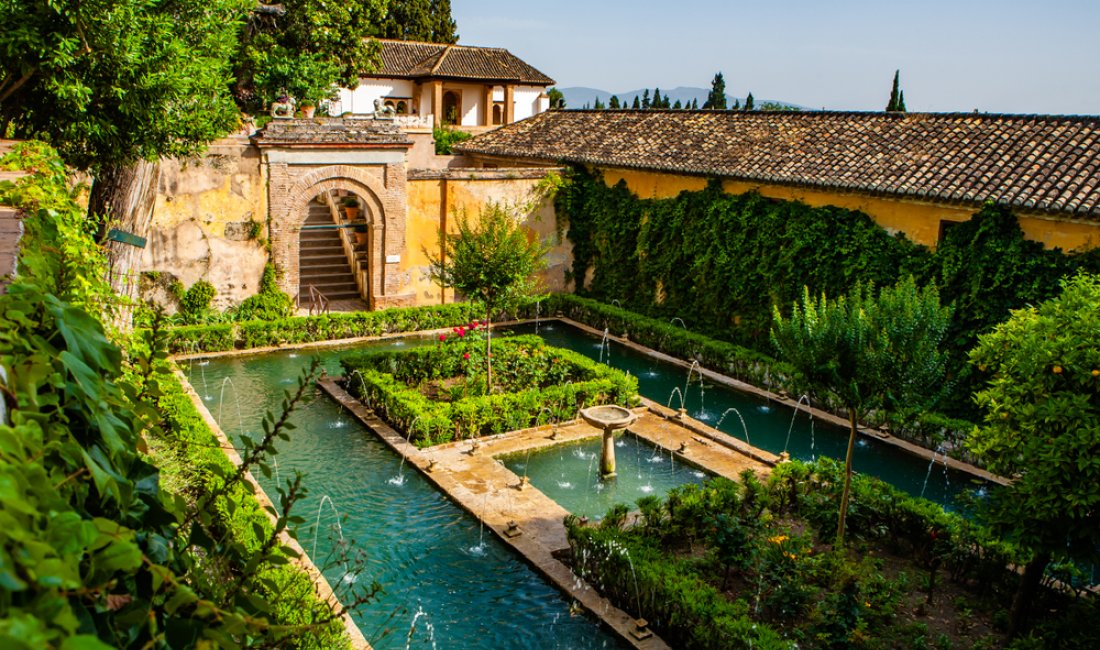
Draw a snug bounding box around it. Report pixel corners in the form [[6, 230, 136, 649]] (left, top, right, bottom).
[[331, 40, 555, 130]]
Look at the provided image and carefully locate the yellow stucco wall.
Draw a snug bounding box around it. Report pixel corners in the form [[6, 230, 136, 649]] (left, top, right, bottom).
[[146, 138, 270, 307], [601, 167, 1100, 252], [404, 174, 570, 306]]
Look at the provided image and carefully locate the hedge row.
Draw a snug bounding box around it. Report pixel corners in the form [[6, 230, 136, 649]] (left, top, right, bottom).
[[154, 376, 352, 648], [341, 334, 639, 446], [159, 302, 485, 354]]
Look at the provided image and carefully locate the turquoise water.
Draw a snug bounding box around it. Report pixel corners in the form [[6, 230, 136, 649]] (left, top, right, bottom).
[[512, 321, 977, 508], [190, 344, 623, 650], [501, 434, 709, 519], [186, 318, 983, 647]]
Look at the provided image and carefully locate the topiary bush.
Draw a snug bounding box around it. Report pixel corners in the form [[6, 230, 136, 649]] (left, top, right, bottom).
[[234, 263, 294, 322], [178, 280, 216, 324]]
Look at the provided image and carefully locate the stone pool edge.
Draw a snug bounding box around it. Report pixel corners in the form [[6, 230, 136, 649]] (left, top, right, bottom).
[[318, 377, 676, 650], [174, 370, 372, 650], [561, 317, 1008, 486]]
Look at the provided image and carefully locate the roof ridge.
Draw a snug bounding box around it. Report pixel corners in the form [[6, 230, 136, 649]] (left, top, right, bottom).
[[430, 44, 456, 75], [554, 108, 1100, 122]]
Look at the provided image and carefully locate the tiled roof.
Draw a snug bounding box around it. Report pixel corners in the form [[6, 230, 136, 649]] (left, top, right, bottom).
[[456, 110, 1100, 219], [371, 40, 554, 86]]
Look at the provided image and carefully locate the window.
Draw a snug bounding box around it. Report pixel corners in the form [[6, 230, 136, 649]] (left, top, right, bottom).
[[442, 91, 460, 125]]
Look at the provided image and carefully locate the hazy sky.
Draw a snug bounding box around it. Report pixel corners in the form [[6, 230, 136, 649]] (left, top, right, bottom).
[[452, 0, 1099, 114]]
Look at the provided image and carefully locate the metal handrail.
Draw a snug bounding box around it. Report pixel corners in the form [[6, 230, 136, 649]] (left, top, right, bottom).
[[308, 284, 330, 316]]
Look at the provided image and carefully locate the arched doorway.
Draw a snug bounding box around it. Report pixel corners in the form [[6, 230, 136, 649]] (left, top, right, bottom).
[[442, 91, 460, 125], [297, 191, 371, 308], [492, 103, 504, 125]]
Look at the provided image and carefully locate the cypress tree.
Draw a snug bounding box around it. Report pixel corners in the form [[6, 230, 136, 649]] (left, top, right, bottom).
[[691, 98, 699, 110], [632, 95, 641, 109], [642, 89, 651, 109], [673, 99, 682, 109], [886, 69, 906, 112], [745, 92, 754, 111], [653, 87, 663, 109], [429, 0, 459, 43], [609, 95, 620, 109], [704, 72, 727, 109], [594, 97, 605, 110], [733, 98, 741, 110]]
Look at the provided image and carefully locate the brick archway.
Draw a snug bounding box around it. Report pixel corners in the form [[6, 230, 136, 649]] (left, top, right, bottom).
[[255, 118, 414, 309]]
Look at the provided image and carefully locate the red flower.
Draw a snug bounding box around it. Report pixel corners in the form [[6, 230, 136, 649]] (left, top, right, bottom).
[[463, 352, 470, 360], [439, 334, 447, 341], [457, 329, 465, 337]]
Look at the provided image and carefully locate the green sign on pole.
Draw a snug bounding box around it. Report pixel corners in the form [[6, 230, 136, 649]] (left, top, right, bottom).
[[107, 228, 147, 249]]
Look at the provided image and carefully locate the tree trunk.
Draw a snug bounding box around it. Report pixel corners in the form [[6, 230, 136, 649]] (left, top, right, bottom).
[[89, 159, 160, 329], [485, 305, 492, 394], [1008, 552, 1050, 638], [835, 409, 858, 546]]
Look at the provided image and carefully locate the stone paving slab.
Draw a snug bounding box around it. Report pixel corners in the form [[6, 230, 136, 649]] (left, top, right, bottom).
[[319, 377, 674, 650]]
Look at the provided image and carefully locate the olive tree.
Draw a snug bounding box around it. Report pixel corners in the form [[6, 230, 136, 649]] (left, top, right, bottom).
[[967, 272, 1100, 636], [771, 277, 950, 545], [427, 203, 547, 392]]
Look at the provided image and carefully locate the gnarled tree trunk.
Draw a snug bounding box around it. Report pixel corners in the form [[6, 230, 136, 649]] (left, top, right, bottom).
[[1008, 552, 1050, 638], [89, 160, 160, 328]]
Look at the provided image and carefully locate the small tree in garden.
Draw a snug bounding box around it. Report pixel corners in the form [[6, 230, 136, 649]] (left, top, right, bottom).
[[967, 272, 1100, 637], [771, 277, 950, 546], [427, 204, 547, 392]]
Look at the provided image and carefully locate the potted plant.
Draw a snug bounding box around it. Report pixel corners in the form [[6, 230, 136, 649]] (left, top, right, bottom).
[[300, 100, 316, 119], [342, 196, 360, 221], [354, 223, 369, 246]]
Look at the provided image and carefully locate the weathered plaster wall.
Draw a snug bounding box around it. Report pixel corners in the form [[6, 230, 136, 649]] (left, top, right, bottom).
[[601, 168, 1100, 252], [405, 168, 569, 306], [145, 137, 268, 308]]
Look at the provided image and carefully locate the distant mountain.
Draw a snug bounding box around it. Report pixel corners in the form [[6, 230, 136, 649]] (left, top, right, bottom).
[[557, 86, 804, 111]]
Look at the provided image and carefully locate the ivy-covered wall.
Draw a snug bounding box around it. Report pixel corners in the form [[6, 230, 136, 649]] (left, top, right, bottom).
[[557, 167, 1100, 413]]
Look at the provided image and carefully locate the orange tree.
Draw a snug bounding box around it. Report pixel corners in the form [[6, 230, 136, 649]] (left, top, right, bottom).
[[968, 272, 1100, 637], [427, 204, 547, 393], [771, 276, 950, 546]]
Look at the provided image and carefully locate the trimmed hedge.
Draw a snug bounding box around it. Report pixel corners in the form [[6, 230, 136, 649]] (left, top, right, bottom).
[[159, 302, 486, 354], [154, 375, 352, 648], [341, 334, 639, 446]]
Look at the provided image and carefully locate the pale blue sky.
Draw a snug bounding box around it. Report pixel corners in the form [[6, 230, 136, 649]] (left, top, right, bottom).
[[452, 0, 1099, 114]]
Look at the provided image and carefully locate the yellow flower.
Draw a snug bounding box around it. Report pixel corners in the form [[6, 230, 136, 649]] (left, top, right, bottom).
[[767, 534, 789, 545]]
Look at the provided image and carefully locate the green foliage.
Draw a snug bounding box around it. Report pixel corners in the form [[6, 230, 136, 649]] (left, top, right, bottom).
[[433, 125, 473, 154], [744, 92, 755, 111], [341, 334, 639, 445], [233, 263, 294, 322], [234, 0, 389, 112], [1, 142, 115, 321], [379, 0, 458, 43], [548, 87, 566, 109], [178, 280, 217, 324], [567, 460, 1032, 649], [557, 167, 1100, 418], [887, 70, 907, 112], [968, 273, 1100, 563], [705, 72, 728, 109], [0, 178, 360, 646], [772, 278, 951, 543], [0, 0, 249, 170], [159, 302, 486, 353]]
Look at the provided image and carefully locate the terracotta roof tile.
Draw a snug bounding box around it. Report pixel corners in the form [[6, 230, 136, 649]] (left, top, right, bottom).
[[370, 40, 554, 86], [457, 110, 1100, 219]]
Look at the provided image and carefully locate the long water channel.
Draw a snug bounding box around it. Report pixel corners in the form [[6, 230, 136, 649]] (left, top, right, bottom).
[[189, 320, 979, 647]]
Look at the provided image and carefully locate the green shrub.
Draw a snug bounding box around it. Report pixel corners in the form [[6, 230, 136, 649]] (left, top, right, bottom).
[[341, 334, 639, 445], [433, 125, 472, 154], [234, 263, 294, 322], [179, 279, 216, 323]]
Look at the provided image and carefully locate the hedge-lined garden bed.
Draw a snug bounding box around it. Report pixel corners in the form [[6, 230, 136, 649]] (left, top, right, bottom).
[[567, 459, 1095, 649], [341, 333, 638, 446]]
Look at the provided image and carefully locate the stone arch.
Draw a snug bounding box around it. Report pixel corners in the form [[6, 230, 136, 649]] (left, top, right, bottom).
[[269, 165, 401, 304]]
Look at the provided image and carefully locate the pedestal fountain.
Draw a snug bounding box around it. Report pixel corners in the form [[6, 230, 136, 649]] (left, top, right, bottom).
[[580, 405, 638, 480]]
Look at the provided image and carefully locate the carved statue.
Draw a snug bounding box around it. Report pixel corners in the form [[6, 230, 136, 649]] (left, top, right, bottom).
[[373, 98, 396, 118], [271, 93, 295, 119]]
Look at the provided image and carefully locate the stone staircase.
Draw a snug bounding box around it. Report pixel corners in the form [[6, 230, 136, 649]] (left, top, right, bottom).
[[297, 204, 362, 306]]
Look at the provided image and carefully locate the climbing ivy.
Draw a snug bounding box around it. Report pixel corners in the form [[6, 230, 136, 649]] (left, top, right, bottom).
[[557, 167, 1100, 415]]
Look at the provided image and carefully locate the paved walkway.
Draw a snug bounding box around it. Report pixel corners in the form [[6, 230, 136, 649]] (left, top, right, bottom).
[[320, 377, 779, 649]]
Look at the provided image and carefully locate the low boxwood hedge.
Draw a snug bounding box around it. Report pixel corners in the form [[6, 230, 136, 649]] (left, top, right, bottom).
[[341, 334, 639, 446]]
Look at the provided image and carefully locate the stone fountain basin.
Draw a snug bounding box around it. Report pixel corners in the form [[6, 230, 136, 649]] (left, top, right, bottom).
[[580, 405, 637, 431]]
